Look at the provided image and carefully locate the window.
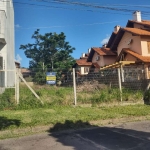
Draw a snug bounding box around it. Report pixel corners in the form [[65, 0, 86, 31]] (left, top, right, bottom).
[[84, 67, 89, 73], [147, 42, 150, 54]]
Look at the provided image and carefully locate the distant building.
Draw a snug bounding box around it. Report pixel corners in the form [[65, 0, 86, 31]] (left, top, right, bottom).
[[73, 53, 92, 75], [0, 0, 15, 88], [15, 61, 20, 69]]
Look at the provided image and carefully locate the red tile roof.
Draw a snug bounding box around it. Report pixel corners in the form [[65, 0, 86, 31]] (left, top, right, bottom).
[[91, 47, 116, 56], [128, 20, 150, 26], [118, 48, 150, 63], [122, 27, 150, 36], [21, 68, 31, 73], [75, 58, 92, 66]]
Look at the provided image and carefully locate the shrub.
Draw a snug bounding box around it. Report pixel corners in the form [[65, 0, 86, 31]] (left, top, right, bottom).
[[144, 89, 150, 105]]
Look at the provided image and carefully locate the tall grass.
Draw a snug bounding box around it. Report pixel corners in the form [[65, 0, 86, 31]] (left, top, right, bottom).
[[77, 88, 143, 105], [0, 84, 143, 111]]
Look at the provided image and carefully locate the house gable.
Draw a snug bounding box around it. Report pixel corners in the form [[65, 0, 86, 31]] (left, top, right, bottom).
[[88, 47, 116, 67], [117, 31, 142, 56], [111, 27, 150, 56], [106, 31, 117, 48]]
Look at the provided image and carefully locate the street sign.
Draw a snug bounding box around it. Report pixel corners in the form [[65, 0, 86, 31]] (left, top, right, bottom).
[[46, 72, 56, 85]]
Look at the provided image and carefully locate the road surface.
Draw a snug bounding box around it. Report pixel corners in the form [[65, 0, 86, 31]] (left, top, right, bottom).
[[0, 120, 150, 150]]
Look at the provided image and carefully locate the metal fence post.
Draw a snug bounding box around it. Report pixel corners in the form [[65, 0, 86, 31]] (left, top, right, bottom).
[[73, 68, 77, 105], [118, 68, 122, 102]]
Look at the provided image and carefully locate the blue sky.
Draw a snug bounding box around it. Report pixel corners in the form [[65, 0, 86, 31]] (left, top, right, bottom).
[[14, 0, 150, 67]]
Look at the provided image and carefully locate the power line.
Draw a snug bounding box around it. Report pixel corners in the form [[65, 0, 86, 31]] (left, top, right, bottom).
[[32, 0, 150, 14], [0, 1, 148, 19], [12, 1, 132, 16], [12, 0, 150, 17], [15, 20, 125, 30]]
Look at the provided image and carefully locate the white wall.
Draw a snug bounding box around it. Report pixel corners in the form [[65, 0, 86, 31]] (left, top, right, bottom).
[[80, 66, 89, 75], [0, 0, 15, 87], [117, 32, 142, 56]]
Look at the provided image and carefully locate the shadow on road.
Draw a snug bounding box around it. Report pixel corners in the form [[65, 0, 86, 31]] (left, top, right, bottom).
[[49, 120, 93, 132], [48, 120, 150, 150], [0, 116, 21, 131]]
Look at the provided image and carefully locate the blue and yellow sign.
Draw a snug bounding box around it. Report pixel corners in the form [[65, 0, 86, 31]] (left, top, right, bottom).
[[46, 72, 56, 85]]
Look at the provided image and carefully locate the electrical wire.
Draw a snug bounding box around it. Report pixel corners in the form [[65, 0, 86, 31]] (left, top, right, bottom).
[[32, 0, 150, 14], [12, 0, 150, 17], [15, 20, 125, 30]]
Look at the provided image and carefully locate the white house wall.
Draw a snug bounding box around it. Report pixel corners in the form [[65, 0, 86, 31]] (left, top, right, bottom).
[[141, 36, 150, 56], [117, 32, 142, 56], [80, 66, 89, 75], [92, 52, 104, 67], [0, 0, 15, 87]]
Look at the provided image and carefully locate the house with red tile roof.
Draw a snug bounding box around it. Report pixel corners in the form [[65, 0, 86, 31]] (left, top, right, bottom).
[[74, 11, 150, 79], [109, 11, 150, 79], [73, 46, 117, 75], [87, 47, 116, 70], [73, 53, 92, 75]]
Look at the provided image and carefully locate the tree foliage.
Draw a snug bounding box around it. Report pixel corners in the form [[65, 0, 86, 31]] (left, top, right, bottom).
[[20, 29, 75, 84]]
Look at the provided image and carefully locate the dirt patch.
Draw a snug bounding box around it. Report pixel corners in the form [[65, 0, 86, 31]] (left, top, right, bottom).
[[77, 81, 107, 92]]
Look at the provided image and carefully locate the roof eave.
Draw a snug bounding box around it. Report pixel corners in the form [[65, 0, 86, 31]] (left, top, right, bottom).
[[110, 29, 124, 51]]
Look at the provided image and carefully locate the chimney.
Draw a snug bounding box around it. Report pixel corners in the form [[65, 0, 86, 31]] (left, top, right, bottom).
[[114, 25, 120, 33], [82, 53, 85, 57], [102, 44, 107, 48], [88, 48, 91, 54], [133, 11, 141, 22]]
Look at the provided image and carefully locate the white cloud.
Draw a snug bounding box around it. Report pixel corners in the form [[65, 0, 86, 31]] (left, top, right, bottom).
[[15, 54, 22, 63], [101, 35, 110, 45], [15, 24, 21, 28]]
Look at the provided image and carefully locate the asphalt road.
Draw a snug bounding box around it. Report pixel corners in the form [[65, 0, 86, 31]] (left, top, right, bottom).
[[0, 120, 150, 150]]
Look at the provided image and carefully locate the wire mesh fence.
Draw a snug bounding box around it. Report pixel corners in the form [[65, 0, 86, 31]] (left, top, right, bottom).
[[19, 68, 75, 105], [75, 65, 147, 105], [0, 66, 149, 107]]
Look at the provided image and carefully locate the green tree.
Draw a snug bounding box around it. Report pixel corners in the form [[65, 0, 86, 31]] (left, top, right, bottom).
[[20, 29, 75, 84]]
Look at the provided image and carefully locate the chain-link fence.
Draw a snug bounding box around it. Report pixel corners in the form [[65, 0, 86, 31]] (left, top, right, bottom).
[[75, 65, 148, 105], [18, 68, 74, 105], [1, 66, 148, 106]]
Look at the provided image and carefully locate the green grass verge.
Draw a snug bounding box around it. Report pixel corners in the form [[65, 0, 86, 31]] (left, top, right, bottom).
[[0, 104, 150, 139]]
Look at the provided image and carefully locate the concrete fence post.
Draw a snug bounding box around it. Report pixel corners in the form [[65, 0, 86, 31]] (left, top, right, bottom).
[[15, 69, 19, 104], [118, 68, 122, 102], [73, 68, 77, 106]]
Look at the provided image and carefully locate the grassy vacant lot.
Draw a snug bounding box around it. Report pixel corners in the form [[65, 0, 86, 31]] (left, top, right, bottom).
[[0, 84, 149, 139]]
